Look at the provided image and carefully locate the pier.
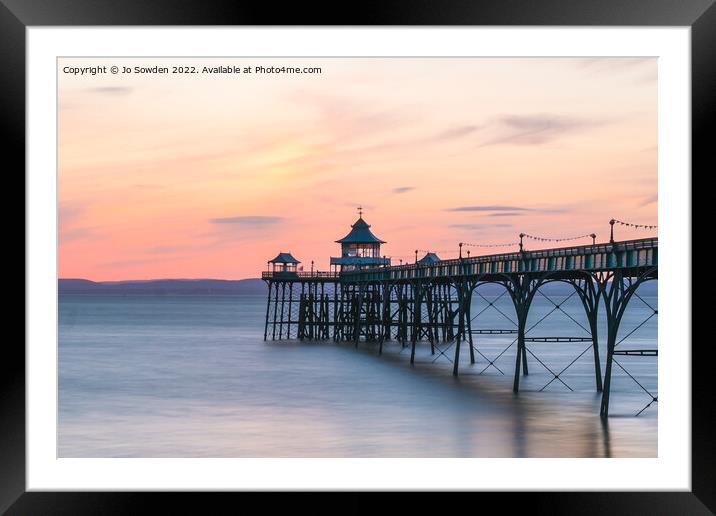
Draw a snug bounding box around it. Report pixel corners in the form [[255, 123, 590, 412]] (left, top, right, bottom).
[[262, 214, 657, 417]]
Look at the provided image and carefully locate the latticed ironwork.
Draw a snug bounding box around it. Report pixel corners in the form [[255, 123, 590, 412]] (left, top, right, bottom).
[[263, 237, 657, 417]]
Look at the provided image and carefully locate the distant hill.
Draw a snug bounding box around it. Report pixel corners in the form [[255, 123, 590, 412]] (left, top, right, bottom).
[[59, 278, 267, 295], [58, 277, 656, 296]]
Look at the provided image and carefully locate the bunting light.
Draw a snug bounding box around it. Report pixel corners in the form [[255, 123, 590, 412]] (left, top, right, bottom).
[[612, 219, 658, 230], [461, 241, 519, 248], [521, 233, 594, 243]]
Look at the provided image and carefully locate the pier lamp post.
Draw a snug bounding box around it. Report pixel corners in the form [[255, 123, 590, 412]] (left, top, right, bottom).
[[467, 250, 470, 258], [591, 233, 597, 245], [519, 233, 525, 252], [415, 250, 418, 264], [459, 242, 463, 259], [609, 219, 615, 243], [311, 260, 314, 274]]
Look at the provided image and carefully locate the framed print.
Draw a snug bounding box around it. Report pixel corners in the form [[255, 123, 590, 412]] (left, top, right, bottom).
[[5, 0, 712, 512]]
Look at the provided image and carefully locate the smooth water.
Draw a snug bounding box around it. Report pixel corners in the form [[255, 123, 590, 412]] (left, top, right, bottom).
[[58, 293, 657, 457]]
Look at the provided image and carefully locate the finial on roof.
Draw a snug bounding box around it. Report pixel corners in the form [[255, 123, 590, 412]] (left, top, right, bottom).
[[357, 205, 363, 218]]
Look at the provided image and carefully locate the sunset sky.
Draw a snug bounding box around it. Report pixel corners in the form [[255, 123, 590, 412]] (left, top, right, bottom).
[[58, 57, 657, 281]]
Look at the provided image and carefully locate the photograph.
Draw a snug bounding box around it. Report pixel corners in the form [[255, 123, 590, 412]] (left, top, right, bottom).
[[57, 56, 659, 459]]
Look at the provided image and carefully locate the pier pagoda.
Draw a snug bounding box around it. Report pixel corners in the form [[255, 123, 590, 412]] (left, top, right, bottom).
[[417, 252, 441, 265], [330, 209, 390, 272], [267, 252, 300, 278]]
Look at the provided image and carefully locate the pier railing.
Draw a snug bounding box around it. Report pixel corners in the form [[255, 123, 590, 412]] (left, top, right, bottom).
[[261, 238, 657, 283], [340, 237, 658, 282], [262, 271, 340, 280]]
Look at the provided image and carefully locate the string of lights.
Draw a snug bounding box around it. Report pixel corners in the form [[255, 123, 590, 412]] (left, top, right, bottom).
[[387, 254, 419, 261], [461, 241, 518, 248], [415, 248, 454, 254], [611, 219, 658, 230], [387, 250, 459, 262], [391, 218, 657, 261], [521, 232, 594, 243]]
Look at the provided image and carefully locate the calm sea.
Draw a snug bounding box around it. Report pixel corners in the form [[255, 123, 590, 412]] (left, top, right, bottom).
[[58, 292, 657, 457]]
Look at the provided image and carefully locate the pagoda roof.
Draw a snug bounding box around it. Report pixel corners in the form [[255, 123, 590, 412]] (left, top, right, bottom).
[[268, 252, 300, 264], [418, 252, 441, 264], [335, 216, 386, 244]]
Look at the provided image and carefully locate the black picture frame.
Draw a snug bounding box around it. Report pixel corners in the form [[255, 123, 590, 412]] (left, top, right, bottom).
[[4, 0, 711, 513]]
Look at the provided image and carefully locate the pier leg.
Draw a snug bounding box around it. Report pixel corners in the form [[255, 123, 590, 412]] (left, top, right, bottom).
[[447, 285, 457, 342], [600, 327, 617, 417], [513, 319, 526, 391], [287, 282, 294, 339], [435, 285, 442, 342], [427, 287, 435, 355], [508, 274, 542, 393], [309, 287, 316, 340], [379, 282, 390, 355], [453, 328, 462, 375], [581, 278, 603, 392], [410, 283, 420, 364], [354, 286, 364, 347], [600, 271, 623, 417], [332, 283, 339, 341], [396, 286, 403, 345], [297, 294, 304, 340], [445, 284, 452, 341], [271, 282, 280, 341], [324, 294, 330, 339], [466, 288, 475, 364], [563, 276, 604, 392], [597, 268, 656, 417], [402, 299, 408, 347], [453, 282, 466, 376], [589, 313, 603, 392], [278, 282, 286, 340], [263, 280, 272, 341], [321, 284, 327, 339]]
